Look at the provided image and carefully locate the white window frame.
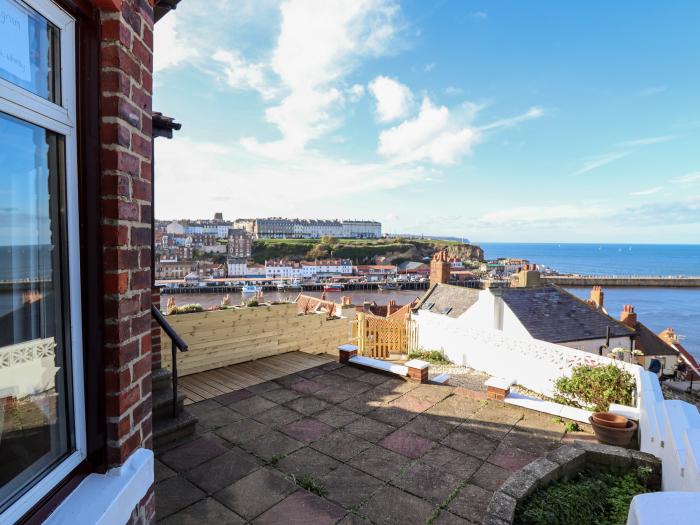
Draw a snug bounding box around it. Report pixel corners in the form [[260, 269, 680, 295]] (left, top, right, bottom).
[[0, 0, 86, 523]]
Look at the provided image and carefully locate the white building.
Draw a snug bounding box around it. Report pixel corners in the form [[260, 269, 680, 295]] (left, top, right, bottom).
[[265, 259, 353, 279], [166, 220, 185, 235], [237, 218, 381, 239], [227, 257, 249, 277]]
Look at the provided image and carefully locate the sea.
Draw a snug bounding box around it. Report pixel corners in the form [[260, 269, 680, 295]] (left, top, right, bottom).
[[2, 243, 698, 360]]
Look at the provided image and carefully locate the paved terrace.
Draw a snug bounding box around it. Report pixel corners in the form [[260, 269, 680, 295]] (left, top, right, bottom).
[[155, 355, 593, 525]]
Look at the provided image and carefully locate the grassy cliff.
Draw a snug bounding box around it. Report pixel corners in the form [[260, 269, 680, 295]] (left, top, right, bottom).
[[251, 238, 483, 264]]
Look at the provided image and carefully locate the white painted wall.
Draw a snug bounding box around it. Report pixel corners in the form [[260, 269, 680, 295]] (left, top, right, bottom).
[[559, 336, 633, 355]]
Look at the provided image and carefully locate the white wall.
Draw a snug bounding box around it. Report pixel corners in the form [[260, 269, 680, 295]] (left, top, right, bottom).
[[559, 336, 633, 355], [414, 309, 637, 398]]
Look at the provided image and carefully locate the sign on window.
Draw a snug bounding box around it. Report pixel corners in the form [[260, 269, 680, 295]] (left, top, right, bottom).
[[0, 0, 31, 82]]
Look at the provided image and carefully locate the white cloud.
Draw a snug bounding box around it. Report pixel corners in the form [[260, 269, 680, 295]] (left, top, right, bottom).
[[241, 0, 400, 159], [571, 151, 630, 176], [154, 13, 197, 73], [617, 135, 677, 147], [155, 137, 427, 217], [423, 62, 436, 72], [444, 86, 463, 96], [630, 186, 662, 196], [479, 107, 543, 131], [347, 84, 365, 102], [368, 75, 414, 122], [378, 97, 479, 165], [639, 86, 667, 98], [673, 172, 700, 184], [213, 50, 277, 99]]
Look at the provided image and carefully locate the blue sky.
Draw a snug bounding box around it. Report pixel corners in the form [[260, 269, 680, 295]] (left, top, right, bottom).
[[153, 0, 700, 243]]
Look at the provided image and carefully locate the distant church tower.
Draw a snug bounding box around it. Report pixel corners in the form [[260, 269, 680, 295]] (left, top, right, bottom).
[[430, 250, 451, 286]]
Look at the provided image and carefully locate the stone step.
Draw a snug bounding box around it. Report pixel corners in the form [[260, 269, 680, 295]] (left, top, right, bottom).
[[153, 409, 198, 450], [153, 386, 185, 420], [152, 367, 172, 393]]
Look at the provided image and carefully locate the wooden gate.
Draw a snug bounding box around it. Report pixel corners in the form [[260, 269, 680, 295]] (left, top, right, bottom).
[[354, 312, 418, 359]]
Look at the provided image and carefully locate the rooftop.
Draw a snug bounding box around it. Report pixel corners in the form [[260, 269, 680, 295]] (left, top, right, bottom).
[[155, 353, 593, 524]]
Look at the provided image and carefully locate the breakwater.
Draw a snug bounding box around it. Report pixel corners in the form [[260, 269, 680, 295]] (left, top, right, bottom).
[[543, 276, 700, 287]]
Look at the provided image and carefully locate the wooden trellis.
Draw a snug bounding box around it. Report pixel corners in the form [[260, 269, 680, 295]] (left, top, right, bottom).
[[354, 312, 418, 359]]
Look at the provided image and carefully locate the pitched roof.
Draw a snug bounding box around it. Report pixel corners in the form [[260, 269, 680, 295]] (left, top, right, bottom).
[[634, 322, 678, 356], [416, 283, 480, 318], [495, 285, 635, 343]]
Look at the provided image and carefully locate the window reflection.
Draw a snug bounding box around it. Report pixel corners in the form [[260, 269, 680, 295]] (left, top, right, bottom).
[[0, 112, 71, 511], [0, 0, 61, 103]]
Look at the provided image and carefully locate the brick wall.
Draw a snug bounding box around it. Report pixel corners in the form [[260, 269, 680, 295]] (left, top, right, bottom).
[[98, 0, 155, 478]]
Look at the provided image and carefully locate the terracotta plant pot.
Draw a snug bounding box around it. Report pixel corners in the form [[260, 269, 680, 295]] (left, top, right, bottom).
[[590, 417, 638, 447], [591, 412, 628, 429]]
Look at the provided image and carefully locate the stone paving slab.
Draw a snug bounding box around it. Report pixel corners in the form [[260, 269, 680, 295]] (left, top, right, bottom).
[[160, 436, 229, 472], [276, 446, 342, 478], [380, 429, 434, 459], [159, 497, 246, 525], [156, 476, 205, 520], [186, 449, 260, 494], [214, 467, 296, 521], [157, 361, 587, 524], [281, 418, 335, 443], [254, 490, 346, 525], [448, 483, 493, 523], [322, 464, 384, 508]]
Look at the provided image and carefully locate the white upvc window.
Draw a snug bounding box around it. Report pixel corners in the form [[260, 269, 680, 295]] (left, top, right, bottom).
[[0, 0, 85, 522]]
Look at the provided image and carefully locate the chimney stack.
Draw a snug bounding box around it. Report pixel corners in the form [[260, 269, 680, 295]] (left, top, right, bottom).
[[620, 304, 637, 328], [589, 286, 604, 310], [430, 249, 451, 286]]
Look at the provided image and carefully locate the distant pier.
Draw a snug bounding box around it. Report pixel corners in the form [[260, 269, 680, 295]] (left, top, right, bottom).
[[542, 275, 700, 288], [160, 281, 430, 294]]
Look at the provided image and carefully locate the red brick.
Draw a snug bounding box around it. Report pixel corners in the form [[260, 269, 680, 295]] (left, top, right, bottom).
[[101, 122, 131, 148], [131, 132, 151, 159], [102, 19, 132, 47], [130, 269, 150, 291], [102, 198, 140, 222], [101, 148, 140, 174], [121, 4, 142, 35], [140, 160, 152, 182], [102, 69, 131, 94], [103, 224, 129, 246], [142, 25, 153, 50], [140, 203, 151, 222], [139, 247, 151, 268], [102, 173, 131, 198], [105, 367, 132, 392], [141, 113, 152, 137], [131, 395, 151, 426], [104, 293, 141, 318], [101, 44, 142, 82], [140, 334, 152, 355], [108, 429, 142, 465], [103, 248, 140, 272], [106, 384, 140, 417], [131, 38, 152, 71], [104, 318, 131, 345], [132, 355, 151, 382], [130, 226, 151, 247], [104, 271, 129, 294], [131, 311, 151, 335], [105, 340, 140, 368], [107, 415, 133, 439]]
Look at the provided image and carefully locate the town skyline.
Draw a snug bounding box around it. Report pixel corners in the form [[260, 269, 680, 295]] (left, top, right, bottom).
[[153, 1, 700, 243]]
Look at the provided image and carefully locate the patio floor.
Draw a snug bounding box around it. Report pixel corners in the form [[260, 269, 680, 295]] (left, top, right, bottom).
[[154, 357, 594, 525]]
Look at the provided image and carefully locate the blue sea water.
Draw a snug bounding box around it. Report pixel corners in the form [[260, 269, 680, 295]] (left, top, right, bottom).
[[478, 243, 700, 360]]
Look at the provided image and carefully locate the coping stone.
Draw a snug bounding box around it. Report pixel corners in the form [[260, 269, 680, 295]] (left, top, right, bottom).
[[521, 458, 560, 487], [486, 491, 517, 523], [498, 470, 539, 500], [404, 359, 429, 370]]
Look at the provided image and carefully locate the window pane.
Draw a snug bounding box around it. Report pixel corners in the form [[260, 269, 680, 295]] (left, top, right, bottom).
[[0, 111, 72, 512], [0, 0, 61, 103]]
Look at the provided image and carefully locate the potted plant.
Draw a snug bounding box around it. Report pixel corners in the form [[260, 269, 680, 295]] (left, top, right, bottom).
[[555, 363, 637, 446]]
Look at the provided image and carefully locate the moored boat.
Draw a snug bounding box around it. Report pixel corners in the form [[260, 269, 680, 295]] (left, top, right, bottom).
[[241, 284, 262, 294], [323, 283, 344, 292], [378, 282, 402, 291]]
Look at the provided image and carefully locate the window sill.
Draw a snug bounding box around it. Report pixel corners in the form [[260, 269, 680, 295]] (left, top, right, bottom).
[[45, 448, 153, 525]]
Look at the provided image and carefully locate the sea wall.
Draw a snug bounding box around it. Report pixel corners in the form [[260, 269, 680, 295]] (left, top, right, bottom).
[[161, 303, 351, 376], [543, 276, 700, 287]]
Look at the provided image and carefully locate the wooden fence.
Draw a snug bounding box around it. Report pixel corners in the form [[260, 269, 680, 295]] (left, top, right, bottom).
[[161, 303, 352, 376], [354, 312, 418, 359]]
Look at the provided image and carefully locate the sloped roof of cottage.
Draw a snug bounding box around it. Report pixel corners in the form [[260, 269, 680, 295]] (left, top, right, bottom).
[[495, 285, 636, 343], [416, 283, 480, 318]]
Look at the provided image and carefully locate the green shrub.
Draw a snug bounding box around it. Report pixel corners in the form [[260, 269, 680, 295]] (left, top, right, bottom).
[[247, 299, 259, 307], [516, 468, 650, 525], [408, 349, 451, 365], [554, 364, 635, 412], [293, 474, 328, 497]]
